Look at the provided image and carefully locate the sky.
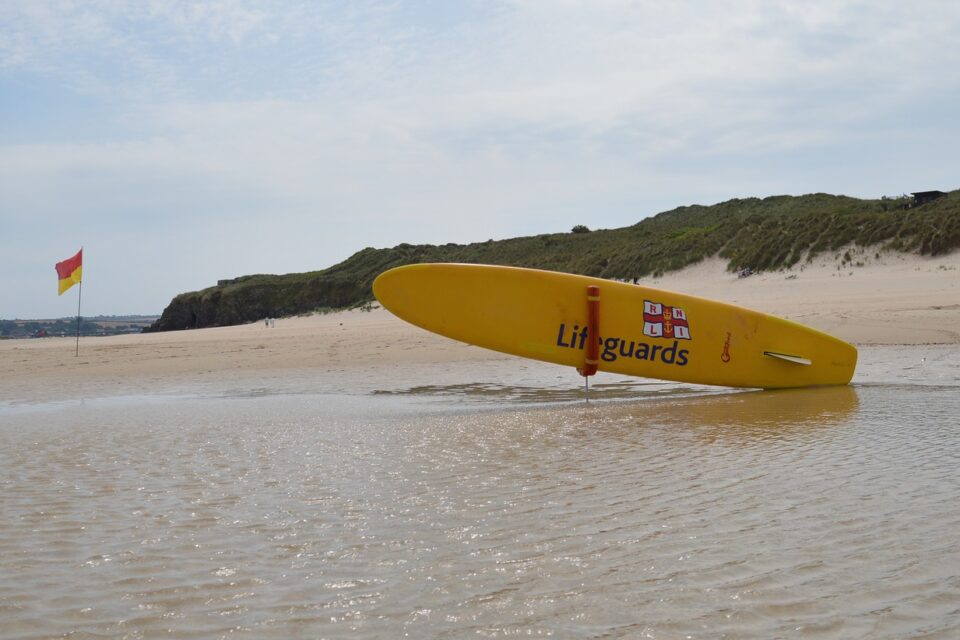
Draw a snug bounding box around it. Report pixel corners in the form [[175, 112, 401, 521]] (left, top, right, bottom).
[[3, 0, 959, 318]]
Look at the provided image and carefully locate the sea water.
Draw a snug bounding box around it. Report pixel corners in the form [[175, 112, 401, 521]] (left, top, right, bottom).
[[1, 346, 958, 639]]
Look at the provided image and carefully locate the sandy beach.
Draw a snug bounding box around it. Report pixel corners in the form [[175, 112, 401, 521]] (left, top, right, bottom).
[[4, 250, 958, 403], [4, 251, 960, 640]]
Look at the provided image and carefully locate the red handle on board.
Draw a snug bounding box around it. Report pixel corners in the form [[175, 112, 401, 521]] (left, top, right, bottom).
[[579, 285, 600, 377]]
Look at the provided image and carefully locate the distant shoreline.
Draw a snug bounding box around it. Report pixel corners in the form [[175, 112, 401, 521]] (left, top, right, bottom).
[[0, 316, 159, 340]]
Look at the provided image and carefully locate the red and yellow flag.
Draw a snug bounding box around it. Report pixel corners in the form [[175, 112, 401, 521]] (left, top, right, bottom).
[[56, 249, 83, 295]]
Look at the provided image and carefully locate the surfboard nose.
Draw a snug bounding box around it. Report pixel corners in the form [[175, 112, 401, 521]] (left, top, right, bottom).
[[373, 265, 414, 312], [371, 268, 393, 305]]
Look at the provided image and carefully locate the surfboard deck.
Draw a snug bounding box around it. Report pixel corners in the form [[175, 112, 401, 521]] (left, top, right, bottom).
[[373, 263, 857, 389]]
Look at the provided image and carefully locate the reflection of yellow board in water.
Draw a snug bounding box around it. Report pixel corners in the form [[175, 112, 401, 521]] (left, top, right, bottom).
[[373, 263, 857, 389]]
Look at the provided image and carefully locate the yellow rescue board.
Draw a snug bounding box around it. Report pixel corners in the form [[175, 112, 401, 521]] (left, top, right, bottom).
[[373, 263, 857, 389]]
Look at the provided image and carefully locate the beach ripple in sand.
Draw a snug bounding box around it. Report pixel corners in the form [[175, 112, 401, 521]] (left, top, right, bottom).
[[1, 355, 959, 639]]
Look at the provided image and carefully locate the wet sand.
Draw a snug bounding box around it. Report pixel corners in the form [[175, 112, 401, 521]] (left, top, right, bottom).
[[2, 345, 959, 639]]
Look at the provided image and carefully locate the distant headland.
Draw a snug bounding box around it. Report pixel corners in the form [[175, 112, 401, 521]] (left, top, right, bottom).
[[147, 190, 959, 332]]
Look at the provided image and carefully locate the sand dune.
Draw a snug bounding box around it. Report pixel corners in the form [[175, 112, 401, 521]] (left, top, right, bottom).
[[646, 249, 960, 345]]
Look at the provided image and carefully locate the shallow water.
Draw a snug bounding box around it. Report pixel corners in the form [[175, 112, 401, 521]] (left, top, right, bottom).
[[1, 346, 959, 639]]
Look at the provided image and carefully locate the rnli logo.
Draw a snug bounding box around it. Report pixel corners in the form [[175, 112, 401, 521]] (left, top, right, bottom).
[[643, 300, 692, 340]]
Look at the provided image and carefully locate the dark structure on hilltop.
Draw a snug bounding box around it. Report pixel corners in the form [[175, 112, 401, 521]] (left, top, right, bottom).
[[911, 190, 947, 207]]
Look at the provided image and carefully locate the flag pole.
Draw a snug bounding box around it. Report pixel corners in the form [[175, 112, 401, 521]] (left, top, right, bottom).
[[75, 279, 82, 357]]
